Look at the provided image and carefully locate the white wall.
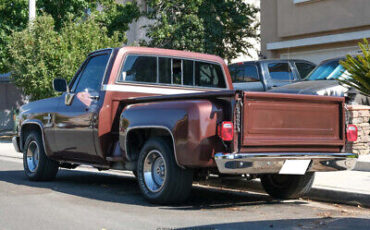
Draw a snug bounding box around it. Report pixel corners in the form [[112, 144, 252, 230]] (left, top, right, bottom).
[[280, 46, 361, 64]]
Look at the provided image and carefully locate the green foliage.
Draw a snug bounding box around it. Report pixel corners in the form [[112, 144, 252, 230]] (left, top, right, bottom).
[[0, 0, 28, 73], [143, 0, 259, 62], [339, 39, 370, 97], [94, 0, 140, 40], [7, 15, 122, 101], [0, 0, 140, 73]]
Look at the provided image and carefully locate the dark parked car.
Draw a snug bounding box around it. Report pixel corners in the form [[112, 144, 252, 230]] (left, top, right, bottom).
[[229, 59, 316, 91], [269, 57, 369, 105]]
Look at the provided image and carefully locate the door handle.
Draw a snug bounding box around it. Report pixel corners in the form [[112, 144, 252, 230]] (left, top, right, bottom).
[[89, 95, 100, 100]]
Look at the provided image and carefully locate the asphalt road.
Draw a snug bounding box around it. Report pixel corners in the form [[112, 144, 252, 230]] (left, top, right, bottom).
[[0, 150, 369, 229]]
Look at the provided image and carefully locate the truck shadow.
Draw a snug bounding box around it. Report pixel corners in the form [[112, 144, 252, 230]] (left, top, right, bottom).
[[0, 168, 305, 210]]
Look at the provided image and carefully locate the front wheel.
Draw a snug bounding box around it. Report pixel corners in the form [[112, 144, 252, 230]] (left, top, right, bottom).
[[260, 172, 315, 199], [136, 138, 193, 204], [23, 131, 59, 181]]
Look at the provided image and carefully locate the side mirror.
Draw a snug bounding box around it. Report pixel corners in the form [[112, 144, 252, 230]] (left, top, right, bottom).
[[53, 78, 68, 92]]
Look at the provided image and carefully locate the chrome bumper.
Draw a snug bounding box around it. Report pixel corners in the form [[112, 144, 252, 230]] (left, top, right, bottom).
[[214, 152, 358, 175], [12, 136, 21, 153]]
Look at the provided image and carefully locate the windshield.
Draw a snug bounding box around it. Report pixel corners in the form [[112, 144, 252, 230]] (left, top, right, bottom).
[[305, 60, 346, 80]]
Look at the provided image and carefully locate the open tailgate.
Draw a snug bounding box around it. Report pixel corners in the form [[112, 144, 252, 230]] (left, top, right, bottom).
[[240, 92, 345, 152]]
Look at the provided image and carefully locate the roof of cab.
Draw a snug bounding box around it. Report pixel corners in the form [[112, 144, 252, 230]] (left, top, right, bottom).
[[229, 59, 315, 66], [118, 46, 226, 64]]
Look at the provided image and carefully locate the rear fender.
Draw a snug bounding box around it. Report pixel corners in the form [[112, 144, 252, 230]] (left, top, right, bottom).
[[119, 100, 225, 168]]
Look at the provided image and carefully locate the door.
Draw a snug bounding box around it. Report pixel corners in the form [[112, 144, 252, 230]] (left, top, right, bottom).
[[264, 61, 296, 89], [293, 61, 316, 79], [229, 64, 265, 91], [53, 52, 111, 163]]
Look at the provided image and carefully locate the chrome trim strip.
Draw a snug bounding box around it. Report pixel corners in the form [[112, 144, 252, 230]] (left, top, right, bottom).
[[123, 125, 184, 169], [102, 84, 201, 95], [214, 152, 358, 175]]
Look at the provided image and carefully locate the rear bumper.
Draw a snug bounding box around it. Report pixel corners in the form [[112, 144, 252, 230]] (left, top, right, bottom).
[[12, 136, 21, 153], [214, 152, 358, 175]]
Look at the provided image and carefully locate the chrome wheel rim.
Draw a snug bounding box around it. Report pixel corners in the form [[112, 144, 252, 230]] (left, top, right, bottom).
[[143, 150, 167, 192], [26, 141, 40, 173]]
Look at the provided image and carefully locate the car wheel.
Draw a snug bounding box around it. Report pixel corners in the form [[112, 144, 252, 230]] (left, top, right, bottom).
[[23, 131, 59, 181], [260, 172, 315, 199], [136, 137, 193, 204]]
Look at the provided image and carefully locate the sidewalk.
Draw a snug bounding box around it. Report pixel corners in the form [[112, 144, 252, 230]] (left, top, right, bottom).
[[0, 141, 369, 208]]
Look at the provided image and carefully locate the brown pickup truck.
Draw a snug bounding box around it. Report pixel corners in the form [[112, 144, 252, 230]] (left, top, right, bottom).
[[13, 47, 358, 204]]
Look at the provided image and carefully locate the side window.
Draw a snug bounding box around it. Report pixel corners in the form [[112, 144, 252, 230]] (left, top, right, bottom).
[[159, 57, 171, 84], [119, 55, 226, 88], [267, 62, 294, 81], [295, 62, 315, 79], [195, 62, 226, 88], [173, 59, 182, 84], [183, 60, 194, 86], [120, 55, 157, 83], [73, 54, 110, 93], [229, 64, 259, 83]]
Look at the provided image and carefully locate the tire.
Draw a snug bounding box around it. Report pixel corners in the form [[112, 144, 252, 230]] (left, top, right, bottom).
[[260, 172, 315, 199], [136, 137, 193, 204], [23, 131, 59, 181]]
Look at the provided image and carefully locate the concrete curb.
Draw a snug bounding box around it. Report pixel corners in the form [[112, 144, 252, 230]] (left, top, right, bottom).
[[198, 178, 370, 208], [354, 155, 370, 172], [354, 161, 370, 172], [307, 187, 370, 208]]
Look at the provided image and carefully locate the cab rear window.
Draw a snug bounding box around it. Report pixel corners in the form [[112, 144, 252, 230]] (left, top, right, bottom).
[[119, 55, 226, 88]]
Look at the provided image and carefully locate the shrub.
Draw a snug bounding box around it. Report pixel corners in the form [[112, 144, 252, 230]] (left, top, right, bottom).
[[7, 15, 122, 100], [339, 39, 370, 97]]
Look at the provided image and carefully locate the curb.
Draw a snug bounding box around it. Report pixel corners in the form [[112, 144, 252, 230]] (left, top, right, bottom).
[[198, 178, 370, 208], [354, 161, 370, 172], [307, 187, 370, 208]]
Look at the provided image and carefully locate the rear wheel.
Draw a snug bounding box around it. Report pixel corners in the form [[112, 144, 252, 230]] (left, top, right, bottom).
[[23, 131, 59, 181], [260, 172, 315, 199], [136, 138, 193, 204]]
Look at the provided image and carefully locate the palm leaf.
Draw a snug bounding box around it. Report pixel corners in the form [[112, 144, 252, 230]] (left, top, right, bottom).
[[338, 38, 370, 97]]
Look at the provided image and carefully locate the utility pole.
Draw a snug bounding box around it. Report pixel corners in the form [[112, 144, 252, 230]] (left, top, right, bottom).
[[29, 0, 36, 22]]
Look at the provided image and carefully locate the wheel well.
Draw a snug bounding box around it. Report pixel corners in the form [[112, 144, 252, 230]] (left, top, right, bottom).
[[21, 123, 42, 150], [126, 128, 174, 162]]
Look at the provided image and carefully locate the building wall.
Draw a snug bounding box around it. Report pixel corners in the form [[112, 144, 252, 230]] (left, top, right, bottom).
[[0, 82, 23, 131], [261, 0, 370, 64]]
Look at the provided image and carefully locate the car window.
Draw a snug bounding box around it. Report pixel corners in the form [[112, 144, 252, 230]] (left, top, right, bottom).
[[229, 64, 259, 83], [119, 55, 226, 88], [305, 60, 345, 80], [267, 62, 294, 81], [195, 62, 226, 88], [120, 55, 157, 83], [73, 54, 110, 93], [159, 57, 171, 84], [295, 62, 315, 79], [183, 60, 194, 86]]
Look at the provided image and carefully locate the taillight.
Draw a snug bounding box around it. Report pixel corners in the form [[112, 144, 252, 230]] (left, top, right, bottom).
[[217, 121, 234, 141], [346, 124, 358, 142]]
